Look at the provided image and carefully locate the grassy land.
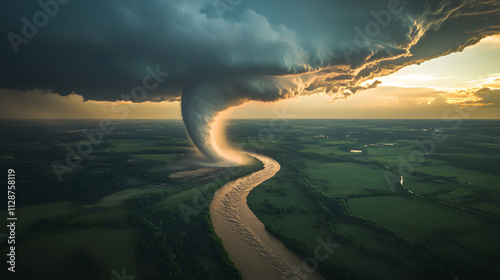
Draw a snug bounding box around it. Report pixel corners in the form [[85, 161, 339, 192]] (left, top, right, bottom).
[[305, 161, 391, 197], [244, 119, 500, 280]]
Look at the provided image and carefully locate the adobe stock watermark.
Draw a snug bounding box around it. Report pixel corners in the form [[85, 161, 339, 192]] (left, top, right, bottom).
[[51, 65, 169, 182], [282, 235, 341, 280], [7, 0, 71, 54], [384, 101, 488, 192], [212, 0, 243, 18], [341, 0, 405, 63], [179, 106, 295, 224], [110, 267, 135, 280]]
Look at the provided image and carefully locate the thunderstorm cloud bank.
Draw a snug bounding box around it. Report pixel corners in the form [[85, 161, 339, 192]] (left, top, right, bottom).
[[1, 0, 500, 161]]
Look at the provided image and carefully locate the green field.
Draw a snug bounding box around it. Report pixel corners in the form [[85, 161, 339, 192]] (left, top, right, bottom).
[[0, 201, 143, 279], [306, 161, 391, 197], [247, 172, 329, 250], [245, 119, 500, 280], [1, 119, 499, 280]]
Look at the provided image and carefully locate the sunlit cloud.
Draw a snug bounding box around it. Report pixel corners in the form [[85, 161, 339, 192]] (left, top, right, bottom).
[[480, 35, 500, 47], [465, 73, 500, 90], [366, 74, 446, 89]]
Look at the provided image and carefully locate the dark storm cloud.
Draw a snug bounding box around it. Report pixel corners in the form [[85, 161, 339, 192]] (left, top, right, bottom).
[[2, 0, 312, 100], [1, 0, 498, 102], [472, 88, 500, 106]]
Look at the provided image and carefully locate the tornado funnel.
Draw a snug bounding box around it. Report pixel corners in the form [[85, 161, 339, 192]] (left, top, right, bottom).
[[181, 84, 243, 163]]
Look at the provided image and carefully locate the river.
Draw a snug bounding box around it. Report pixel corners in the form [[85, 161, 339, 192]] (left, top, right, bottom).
[[209, 153, 325, 280]]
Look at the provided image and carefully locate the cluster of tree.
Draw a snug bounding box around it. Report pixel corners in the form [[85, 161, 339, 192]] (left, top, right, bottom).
[[63, 162, 177, 204], [262, 199, 296, 215], [128, 200, 242, 280], [300, 207, 310, 214], [265, 224, 362, 280], [348, 188, 391, 197], [130, 148, 186, 155], [424, 188, 454, 197], [263, 184, 288, 195], [112, 165, 172, 183], [432, 153, 500, 176], [125, 192, 170, 207], [65, 171, 128, 203], [354, 242, 402, 267], [412, 171, 460, 185]]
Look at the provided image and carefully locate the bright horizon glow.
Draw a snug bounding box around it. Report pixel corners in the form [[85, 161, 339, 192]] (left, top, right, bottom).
[[369, 35, 500, 91]]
